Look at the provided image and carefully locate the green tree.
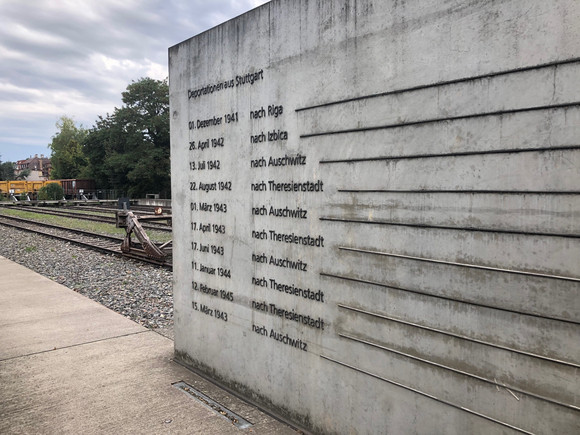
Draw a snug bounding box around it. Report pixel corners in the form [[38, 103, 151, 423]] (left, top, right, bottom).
[[48, 116, 88, 179], [16, 169, 30, 180], [37, 182, 64, 200], [0, 160, 15, 180], [83, 78, 170, 198]]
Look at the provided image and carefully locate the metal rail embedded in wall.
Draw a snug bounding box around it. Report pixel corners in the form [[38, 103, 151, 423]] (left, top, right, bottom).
[[320, 355, 536, 435], [320, 272, 578, 325], [320, 217, 580, 239], [296, 57, 580, 112], [338, 332, 578, 411], [299, 102, 580, 138], [318, 145, 580, 165], [338, 246, 580, 282], [336, 303, 580, 369], [336, 189, 580, 194]]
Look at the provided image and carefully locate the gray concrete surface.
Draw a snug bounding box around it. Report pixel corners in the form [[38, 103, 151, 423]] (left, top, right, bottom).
[[0, 256, 297, 434], [169, 1, 580, 433]]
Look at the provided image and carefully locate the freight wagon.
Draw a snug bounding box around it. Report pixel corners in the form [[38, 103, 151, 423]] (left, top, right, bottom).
[[0, 179, 96, 200], [59, 179, 96, 198], [0, 180, 61, 198]]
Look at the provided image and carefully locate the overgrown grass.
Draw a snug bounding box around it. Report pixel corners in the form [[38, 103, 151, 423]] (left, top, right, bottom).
[[42, 206, 115, 217], [0, 207, 172, 243]]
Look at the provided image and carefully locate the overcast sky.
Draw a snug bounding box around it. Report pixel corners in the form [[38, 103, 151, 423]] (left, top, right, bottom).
[[0, 0, 268, 163]]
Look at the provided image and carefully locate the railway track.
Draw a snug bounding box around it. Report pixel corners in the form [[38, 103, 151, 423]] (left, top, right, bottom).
[[77, 204, 172, 214], [8, 206, 172, 232], [0, 214, 172, 269], [75, 205, 172, 216]]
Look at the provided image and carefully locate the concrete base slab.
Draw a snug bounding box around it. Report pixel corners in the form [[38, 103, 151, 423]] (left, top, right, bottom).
[[0, 257, 145, 360], [0, 257, 297, 434]]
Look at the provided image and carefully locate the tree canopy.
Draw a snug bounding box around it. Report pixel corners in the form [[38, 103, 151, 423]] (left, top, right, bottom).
[[44, 78, 170, 198], [37, 182, 64, 200], [0, 159, 15, 181], [83, 77, 170, 198], [16, 169, 30, 180], [48, 116, 88, 179]]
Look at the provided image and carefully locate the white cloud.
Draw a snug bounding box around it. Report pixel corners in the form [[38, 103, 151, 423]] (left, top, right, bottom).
[[3, 22, 71, 47], [146, 62, 169, 81], [0, 0, 270, 162], [0, 86, 111, 123]]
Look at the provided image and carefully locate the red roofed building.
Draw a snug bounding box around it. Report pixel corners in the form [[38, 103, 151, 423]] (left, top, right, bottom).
[[15, 154, 51, 180]]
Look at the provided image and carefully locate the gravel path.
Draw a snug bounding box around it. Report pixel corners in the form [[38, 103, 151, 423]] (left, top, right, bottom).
[[0, 225, 174, 340]]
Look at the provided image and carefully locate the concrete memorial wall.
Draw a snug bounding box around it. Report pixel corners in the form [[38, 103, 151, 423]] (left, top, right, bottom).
[[169, 1, 580, 433]]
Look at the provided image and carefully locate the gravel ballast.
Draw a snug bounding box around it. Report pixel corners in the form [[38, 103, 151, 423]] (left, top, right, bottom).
[[0, 225, 174, 339]]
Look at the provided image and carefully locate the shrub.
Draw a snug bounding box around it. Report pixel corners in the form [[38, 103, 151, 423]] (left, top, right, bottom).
[[38, 183, 64, 200]]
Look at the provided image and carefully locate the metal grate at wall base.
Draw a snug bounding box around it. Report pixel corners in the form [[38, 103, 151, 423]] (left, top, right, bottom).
[[173, 381, 253, 429]]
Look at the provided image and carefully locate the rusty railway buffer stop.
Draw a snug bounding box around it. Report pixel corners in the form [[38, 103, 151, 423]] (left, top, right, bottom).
[[169, 1, 580, 433], [116, 206, 172, 262]]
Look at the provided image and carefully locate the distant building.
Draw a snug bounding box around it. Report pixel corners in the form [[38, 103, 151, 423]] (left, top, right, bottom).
[[15, 154, 51, 180]]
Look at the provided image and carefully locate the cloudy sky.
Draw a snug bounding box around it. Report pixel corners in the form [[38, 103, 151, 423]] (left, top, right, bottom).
[[0, 0, 268, 163]]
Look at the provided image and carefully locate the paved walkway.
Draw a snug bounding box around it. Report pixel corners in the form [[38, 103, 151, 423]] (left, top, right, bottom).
[[0, 256, 297, 434]]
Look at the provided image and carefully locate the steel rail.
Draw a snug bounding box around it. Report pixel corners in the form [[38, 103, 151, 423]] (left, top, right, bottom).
[[0, 213, 124, 243], [337, 303, 579, 369], [0, 215, 172, 269], [296, 57, 580, 112], [320, 355, 536, 435], [9, 206, 172, 232]]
